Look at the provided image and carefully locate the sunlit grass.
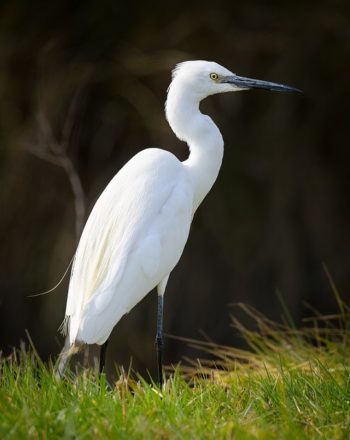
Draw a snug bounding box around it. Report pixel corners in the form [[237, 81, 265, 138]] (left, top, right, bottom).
[[0, 299, 349, 439]]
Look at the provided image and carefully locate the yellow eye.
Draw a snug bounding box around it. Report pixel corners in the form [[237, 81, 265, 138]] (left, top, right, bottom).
[[210, 72, 218, 81]]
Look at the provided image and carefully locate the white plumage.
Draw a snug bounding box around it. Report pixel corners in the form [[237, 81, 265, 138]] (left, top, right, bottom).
[[67, 148, 193, 345], [60, 60, 300, 374]]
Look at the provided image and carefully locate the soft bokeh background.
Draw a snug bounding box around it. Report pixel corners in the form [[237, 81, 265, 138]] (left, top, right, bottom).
[[0, 1, 349, 377]]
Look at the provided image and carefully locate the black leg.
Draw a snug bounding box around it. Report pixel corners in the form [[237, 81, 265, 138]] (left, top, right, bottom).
[[99, 339, 109, 375], [155, 294, 164, 387]]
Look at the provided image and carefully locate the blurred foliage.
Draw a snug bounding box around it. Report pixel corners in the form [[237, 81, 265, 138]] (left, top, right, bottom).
[[0, 0, 349, 376]]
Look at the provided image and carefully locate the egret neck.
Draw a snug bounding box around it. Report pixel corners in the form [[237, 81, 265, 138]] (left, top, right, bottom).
[[166, 83, 224, 212]]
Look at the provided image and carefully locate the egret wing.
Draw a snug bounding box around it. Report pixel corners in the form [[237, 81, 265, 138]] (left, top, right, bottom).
[[65, 148, 192, 342]]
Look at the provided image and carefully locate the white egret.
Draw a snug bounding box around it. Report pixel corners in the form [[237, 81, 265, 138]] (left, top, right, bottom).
[[58, 60, 301, 384]]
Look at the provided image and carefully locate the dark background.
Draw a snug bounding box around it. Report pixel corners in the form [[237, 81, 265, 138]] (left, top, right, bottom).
[[0, 1, 349, 377]]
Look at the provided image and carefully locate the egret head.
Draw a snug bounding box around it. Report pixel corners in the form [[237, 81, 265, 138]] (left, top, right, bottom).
[[170, 60, 302, 100]]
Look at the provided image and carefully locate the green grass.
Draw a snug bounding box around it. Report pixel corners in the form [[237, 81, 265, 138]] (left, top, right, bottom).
[[1, 303, 350, 439]]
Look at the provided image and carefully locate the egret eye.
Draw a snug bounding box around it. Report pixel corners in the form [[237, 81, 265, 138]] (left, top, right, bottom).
[[210, 73, 218, 81]]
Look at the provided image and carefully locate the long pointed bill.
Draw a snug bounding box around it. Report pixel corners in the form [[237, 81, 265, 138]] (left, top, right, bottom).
[[223, 75, 302, 93]]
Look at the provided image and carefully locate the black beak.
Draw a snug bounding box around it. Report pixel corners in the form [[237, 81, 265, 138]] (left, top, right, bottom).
[[224, 75, 302, 94]]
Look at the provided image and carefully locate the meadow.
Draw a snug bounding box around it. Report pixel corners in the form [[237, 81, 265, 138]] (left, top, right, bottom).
[[0, 299, 349, 439]]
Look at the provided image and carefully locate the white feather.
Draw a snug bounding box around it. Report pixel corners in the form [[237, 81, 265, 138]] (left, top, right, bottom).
[[64, 61, 243, 347], [60, 60, 299, 366], [66, 148, 193, 344]]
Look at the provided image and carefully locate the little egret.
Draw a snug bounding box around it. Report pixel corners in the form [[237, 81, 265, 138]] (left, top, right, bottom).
[[58, 60, 300, 384]]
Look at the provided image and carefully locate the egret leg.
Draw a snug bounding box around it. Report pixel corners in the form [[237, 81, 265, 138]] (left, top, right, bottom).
[[155, 294, 164, 387], [99, 339, 109, 374], [55, 341, 79, 379]]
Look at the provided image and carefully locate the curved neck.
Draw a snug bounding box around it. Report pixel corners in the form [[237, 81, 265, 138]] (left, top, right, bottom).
[[166, 83, 224, 212]]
